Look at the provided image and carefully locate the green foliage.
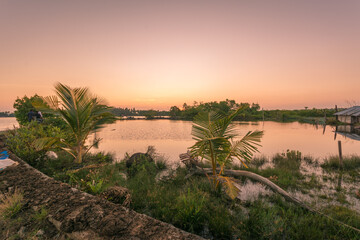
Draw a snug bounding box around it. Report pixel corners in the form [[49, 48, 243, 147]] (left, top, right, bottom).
[[174, 188, 207, 232], [13, 95, 41, 126], [249, 156, 267, 168], [190, 108, 263, 196], [169, 106, 181, 118], [86, 179, 104, 194], [144, 110, 158, 119], [0, 111, 14, 117], [32, 206, 48, 224], [321, 155, 360, 171], [243, 197, 360, 240], [13, 94, 66, 128], [0, 189, 24, 219], [169, 99, 337, 123], [34, 82, 116, 163], [272, 151, 301, 172], [84, 151, 114, 164], [127, 157, 158, 178], [5, 122, 65, 167]]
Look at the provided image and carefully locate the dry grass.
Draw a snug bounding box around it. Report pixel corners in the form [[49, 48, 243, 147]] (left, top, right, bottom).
[[0, 188, 24, 219]]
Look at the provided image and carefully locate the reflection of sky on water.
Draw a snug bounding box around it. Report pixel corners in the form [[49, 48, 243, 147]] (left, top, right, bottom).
[[1, 117, 360, 162], [90, 119, 360, 163], [0, 118, 18, 131], [2, 117, 360, 212]]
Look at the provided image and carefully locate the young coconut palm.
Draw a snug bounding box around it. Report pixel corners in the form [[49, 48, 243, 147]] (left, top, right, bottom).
[[190, 107, 263, 198], [34, 82, 116, 163]]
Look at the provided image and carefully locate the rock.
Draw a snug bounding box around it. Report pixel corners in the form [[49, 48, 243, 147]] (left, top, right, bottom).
[[126, 153, 153, 169], [46, 151, 58, 159], [100, 186, 131, 207]]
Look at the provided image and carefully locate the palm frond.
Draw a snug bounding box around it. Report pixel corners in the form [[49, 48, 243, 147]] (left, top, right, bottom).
[[218, 176, 240, 200]]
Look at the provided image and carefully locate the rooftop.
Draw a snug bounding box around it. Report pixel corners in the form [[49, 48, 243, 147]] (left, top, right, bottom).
[[334, 106, 360, 117]]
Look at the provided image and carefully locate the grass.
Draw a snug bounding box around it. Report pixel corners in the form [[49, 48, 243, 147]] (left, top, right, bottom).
[[249, 155, 267, 168], [32, 206, 48, 224], [321, 155, 360, 171], [243, 196, 360, 240], [0, 189, 24, 219], [5, 144, 360, 239]]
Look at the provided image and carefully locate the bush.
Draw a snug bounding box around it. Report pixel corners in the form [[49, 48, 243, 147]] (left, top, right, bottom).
[[5, 122, 65, 167], [272, 150, 302, 171], [174, 188, 207, 232]]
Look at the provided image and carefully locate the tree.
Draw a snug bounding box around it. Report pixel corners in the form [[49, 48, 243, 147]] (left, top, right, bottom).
[[169, 106, 181, 118], [34, 83, 116, 163], [13, 95, 42, 125], [190, 108, 263, 198], [13, 94, 67, 128]]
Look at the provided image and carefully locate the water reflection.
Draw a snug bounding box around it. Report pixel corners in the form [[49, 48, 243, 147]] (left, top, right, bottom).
[[335, 125, 360, 141], [1, 118, 360, 163], [90, 120, 360, 163], [0, 118, 18, 131]]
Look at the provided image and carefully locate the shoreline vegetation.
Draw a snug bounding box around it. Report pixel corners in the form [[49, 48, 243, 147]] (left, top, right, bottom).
[[2, 136, 360, 239], [1, 97, 349, 125], [1, 86, 360, 239]]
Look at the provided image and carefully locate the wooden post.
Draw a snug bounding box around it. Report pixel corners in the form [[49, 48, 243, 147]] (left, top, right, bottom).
[[335, 105, 338, 121], [338, 140, 343, 169]]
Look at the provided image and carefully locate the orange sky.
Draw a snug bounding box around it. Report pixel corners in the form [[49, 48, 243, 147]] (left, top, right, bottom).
[[1, 0, 359, 111]]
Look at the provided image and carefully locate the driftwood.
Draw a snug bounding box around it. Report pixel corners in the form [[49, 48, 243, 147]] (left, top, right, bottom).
[[179, 152, 360, 234]]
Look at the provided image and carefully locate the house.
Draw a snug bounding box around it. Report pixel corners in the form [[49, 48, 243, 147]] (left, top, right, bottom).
[[334, 106, 360, 124]]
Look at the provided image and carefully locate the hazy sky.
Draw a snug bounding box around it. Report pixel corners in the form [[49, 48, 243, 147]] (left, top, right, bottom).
[[1, 0, 359, 111]]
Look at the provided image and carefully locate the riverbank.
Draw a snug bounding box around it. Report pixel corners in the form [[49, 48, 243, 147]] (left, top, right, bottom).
[[0, 136, 203, 240], [2, 129, 360, 239]]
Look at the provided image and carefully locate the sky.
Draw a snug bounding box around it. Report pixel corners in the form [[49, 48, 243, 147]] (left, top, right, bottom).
[[1, 0, 359, 111]]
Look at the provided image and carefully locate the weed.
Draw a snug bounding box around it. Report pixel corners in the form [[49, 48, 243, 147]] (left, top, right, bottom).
[[0, 189, 24, 219], [174, 188, 207, 232], [33, 206, 48, 223], [250, 155, 267, 168]]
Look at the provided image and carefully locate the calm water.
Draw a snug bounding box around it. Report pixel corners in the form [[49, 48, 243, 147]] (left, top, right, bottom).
[[1, 117, 360, 162], [89, 119, 360, 163], [0, 117, 18, 131]]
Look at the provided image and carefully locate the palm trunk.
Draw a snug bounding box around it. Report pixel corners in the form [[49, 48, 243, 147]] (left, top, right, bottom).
[[209, 141, 217, 187], [76, 144, 83, 163]]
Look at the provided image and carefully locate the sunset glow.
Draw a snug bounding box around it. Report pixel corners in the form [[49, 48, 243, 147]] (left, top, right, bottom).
[[1, 0, 359, 111]]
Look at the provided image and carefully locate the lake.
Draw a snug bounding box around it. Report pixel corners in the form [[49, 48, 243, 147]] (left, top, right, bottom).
[[1, 117, 360, 163]]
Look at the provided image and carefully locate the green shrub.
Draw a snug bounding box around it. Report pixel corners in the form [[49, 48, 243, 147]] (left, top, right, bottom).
[[272, 150, 302, 171], [174, 188, 207, 232], [5, 122, 65, 167]]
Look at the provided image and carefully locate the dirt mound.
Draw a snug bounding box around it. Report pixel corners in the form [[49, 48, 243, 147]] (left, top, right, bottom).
[[0, 135, 203, 240]]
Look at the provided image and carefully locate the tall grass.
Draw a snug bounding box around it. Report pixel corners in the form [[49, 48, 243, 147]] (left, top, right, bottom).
[[321, 155, 360, 171], [0, 189, 24, 219]]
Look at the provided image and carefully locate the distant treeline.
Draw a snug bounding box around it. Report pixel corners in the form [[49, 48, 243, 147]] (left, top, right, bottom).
[[111, 107, 169, 119], [112, 100, 339, 123], [0, 111, 14, 117], [168, 99, 338, 123]]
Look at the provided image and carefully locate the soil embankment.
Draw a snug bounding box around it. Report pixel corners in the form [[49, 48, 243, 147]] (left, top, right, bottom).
[[0, 135, 203, 240]]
